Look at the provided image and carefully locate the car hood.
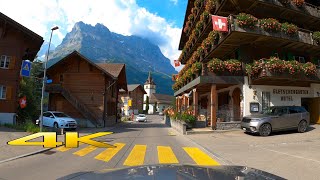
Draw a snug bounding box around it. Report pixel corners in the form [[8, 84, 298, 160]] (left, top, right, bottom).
[[57, 165, 285, 180]]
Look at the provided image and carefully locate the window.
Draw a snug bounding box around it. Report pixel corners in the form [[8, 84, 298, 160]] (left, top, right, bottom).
[[289, 106, 307, 114], [53, 112, 69, 117], [43, 112, 51, 117], [262, 92, 270, 112], [293, 56, 305, 63], [59, 74, 63, 82], [0, 85, 6, 99], [299, 57, 305, 63], [0, 55, 11, 69]]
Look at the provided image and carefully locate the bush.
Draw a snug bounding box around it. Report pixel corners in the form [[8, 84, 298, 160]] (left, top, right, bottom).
[[2, 121, 41, 133], [313, 31, 320, 43], [236, 13, 258, 29], [260, 18, 281, 32], [281, 22, 298, 35], [292, 0, 305, 7], [181, 113, 197, 125]]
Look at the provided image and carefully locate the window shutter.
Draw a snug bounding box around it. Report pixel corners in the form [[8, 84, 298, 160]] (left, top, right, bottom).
[[6, 86, 13, 100], [8, 56, 16, 69]]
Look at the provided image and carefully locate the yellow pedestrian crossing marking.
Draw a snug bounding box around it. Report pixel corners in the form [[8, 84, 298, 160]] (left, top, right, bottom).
[[157, 146, 179, 164], [168, 131, 176, 136], [73, 145, 98, 157], [56, 143, 220, 166], [123, 145, 147, 166], [183, 147, 220, 166], [95, 143, 126, 162], [56, 143, 84, 152]]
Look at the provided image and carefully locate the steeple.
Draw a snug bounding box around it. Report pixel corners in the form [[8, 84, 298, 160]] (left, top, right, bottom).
[[145, 71, 156, 85]]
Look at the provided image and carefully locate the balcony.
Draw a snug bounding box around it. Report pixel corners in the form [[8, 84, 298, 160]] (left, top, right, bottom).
[[201, 15, 320, 63], [247, 58, 320, 86], [215, 0, 320, 30]]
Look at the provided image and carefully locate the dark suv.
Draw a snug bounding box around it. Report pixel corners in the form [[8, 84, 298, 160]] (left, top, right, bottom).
[[241, 106, 310, 136]]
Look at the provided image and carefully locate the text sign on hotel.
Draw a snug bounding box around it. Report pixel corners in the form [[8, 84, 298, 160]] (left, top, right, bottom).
[[273, 89, 309, 95]]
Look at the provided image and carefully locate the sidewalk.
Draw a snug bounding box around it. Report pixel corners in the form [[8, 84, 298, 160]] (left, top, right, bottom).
[[0, 122, 128, 163]]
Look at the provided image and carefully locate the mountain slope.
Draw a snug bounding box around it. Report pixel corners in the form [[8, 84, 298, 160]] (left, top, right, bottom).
[[48, 22, 176, 95]]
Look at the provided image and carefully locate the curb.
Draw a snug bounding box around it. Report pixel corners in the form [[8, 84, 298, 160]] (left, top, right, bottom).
[[0, 146, 62, 164]]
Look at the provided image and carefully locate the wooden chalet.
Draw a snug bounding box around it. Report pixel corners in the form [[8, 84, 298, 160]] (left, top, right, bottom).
[[45, 51, 127, 127], [174, 0, 320, 129], [0, 12, 44, 124], [119, 84, 147, 115]]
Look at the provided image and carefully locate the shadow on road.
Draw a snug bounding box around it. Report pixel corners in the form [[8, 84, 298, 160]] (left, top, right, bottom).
[[244, 126, 315, 137]]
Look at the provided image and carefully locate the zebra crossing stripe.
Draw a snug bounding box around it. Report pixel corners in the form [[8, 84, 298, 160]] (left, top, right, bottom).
[[95, 143, 126, 162], [123, 145, 147, 166]]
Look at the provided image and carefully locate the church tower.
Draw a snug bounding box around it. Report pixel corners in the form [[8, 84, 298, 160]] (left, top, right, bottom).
[[144, 72, 156, 102]]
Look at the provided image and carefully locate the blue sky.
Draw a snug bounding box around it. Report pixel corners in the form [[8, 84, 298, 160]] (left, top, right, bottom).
[[0, 0, 187, 70]]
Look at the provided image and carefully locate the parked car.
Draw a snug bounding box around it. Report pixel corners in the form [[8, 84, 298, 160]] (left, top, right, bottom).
[[36, 111, 77, 130], [136, 114, 147, 122], [241, 106, 309, 136]]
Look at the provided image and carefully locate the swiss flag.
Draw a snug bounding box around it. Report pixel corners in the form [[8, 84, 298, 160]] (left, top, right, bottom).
[[174, 60, 181, 67], [212, 15, 228, 32], [19, 96, 27, 109]]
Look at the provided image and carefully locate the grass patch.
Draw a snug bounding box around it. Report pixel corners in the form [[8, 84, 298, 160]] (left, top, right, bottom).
[[1, 121, 43, 133]]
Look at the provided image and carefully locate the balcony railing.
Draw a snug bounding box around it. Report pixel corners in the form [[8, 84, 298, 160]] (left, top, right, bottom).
[[215, 0, 320, 19]]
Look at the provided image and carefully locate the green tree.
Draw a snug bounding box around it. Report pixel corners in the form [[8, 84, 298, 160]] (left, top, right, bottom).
[[154, 102, 157, 113], [16, 59, 44, 123], [145, 96, 149, 114]]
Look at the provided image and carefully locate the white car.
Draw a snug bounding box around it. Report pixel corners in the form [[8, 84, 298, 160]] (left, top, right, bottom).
[[36, 111, 77, 130], [136, 114, 147, 122]]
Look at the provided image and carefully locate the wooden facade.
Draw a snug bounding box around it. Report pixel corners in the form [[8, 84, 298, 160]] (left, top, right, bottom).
[[0, 12, 43, 124], [119, 84, 146, 114], [46, 51, 127, 127]]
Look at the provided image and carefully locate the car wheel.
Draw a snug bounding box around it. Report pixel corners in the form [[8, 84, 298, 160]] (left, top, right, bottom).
[[259, 123, 272, 136], [297, 120, 307, 133], [54, 122, 59, 129]]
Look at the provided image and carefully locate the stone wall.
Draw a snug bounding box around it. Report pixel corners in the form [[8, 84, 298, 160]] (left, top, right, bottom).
[[164, 115, 187, 135], [216, 122, 241, 130]]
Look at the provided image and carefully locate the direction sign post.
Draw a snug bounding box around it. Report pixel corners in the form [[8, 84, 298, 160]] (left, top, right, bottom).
[[21, 60, 32, 77]]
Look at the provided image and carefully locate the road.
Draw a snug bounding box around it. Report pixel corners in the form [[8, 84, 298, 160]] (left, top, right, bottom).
[[0, 115, 221, 180]]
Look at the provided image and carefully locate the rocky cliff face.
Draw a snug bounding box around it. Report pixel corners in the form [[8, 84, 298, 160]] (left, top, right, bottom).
[[48, 21, 176, 95]]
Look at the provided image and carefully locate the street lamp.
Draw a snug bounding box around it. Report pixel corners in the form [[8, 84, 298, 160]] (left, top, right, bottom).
[[40, 26, 59, 132]]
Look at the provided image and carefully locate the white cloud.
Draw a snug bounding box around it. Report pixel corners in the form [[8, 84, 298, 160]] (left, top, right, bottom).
[[170, 0, 178, 5], [0, 0, 182, 71]]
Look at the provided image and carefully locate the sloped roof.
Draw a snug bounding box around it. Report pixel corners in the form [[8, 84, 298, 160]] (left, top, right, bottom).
[[119, 84, 147, 94], [0, 12, 44, 60], [150, 93, 174, 104], [96, 63, 125, 78], [145, 71, 156, 85], [96, 63, 127, 91]]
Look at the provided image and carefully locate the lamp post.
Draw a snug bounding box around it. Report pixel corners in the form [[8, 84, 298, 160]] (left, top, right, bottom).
[[40, 26, 59, 132]]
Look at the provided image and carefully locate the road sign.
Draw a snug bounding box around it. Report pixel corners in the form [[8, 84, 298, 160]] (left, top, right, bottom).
[[21, 60, 32, 77], [46, 79, 53, 84], [128, 100, 132, 106]]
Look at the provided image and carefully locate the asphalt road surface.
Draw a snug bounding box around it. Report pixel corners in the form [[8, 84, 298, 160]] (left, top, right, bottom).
[[0, 115, 221, 180]]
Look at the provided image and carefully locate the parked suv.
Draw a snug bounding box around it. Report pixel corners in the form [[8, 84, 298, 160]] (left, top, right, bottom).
[[241, 106, 309, 136]]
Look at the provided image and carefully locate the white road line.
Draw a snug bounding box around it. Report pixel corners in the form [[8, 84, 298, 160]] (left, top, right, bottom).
[[259, 147, 320, 164]]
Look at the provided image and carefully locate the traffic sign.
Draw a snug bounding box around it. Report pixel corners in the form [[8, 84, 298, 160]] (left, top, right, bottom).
[[21, 60, 32, 77]]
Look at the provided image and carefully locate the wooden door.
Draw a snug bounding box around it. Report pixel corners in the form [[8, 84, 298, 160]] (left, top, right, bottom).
[[310, 98, 320, 124]]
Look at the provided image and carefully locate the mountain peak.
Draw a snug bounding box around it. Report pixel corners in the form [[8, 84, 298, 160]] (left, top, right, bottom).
[[49, 22, 177, 94]]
